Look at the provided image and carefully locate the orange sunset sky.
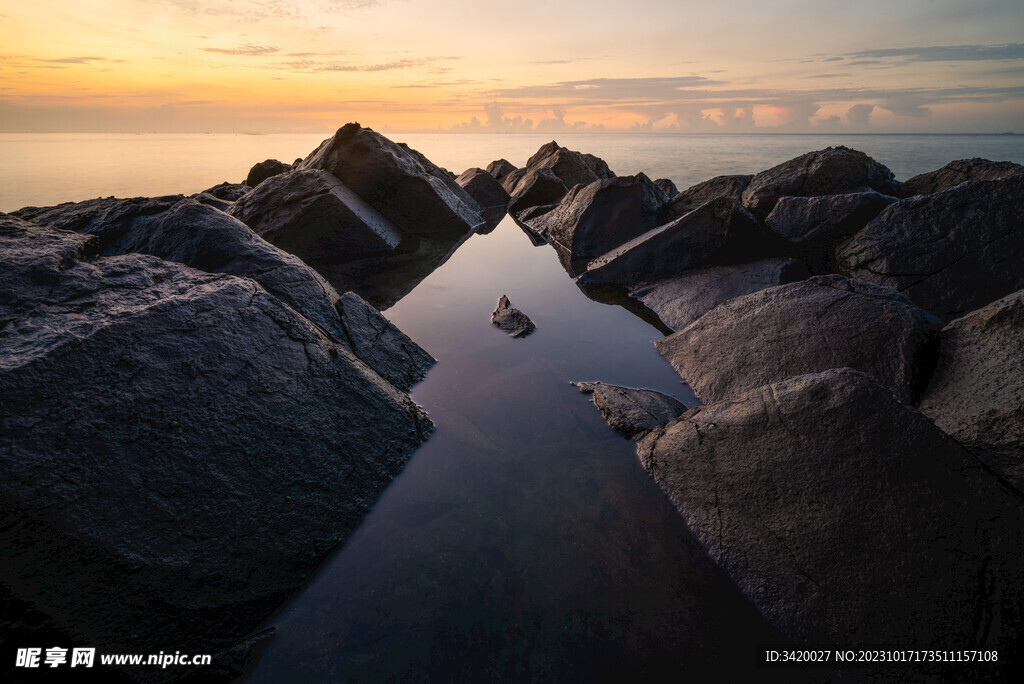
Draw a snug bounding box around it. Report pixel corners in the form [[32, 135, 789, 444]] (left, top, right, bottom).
[[1, 0, 1022, 133]]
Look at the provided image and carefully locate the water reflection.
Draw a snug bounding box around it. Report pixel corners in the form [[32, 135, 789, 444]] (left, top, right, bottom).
[[246, 217, 783, 682]]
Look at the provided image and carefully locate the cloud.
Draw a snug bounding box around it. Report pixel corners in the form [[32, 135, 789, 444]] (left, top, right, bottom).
[[149, 0, 383, 21], [846, 43, 1024, 63], [846, 104, 874, 128], [202, 43, 281, 56], [277, 56, 454, 72], [35, 56, 124, 64], [486, 76, 725, 102], [880, 95, 931, 118]]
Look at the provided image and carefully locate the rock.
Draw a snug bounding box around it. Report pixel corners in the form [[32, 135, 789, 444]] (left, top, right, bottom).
[[765, 190, 897, 272], [297, 123, 485, 236], [0, 215, 432, 662], [336, 291, 435, 392], [455, 167, 509, 226], [507, 167, 568, 215], [525, 173, 668, 261], [655, 275, 943, 404], [630, 259, 806, 332], [491, 294, 535, 337], [635, 368, 1024, 661], [191, 191, 235, 212], [200, 181, 252, 202], [902, 157, 1024, 196], [577, 197, 766, 291], [505, 141, 615, 214], [230, 168, 403, 265], [658, 174, 752, 224], [485, 158, 518, 184], [920, 289, 1024, 493], [741, 147, 901, 218], [837, 176, 1024, 321], [574, 382, 689, 439], [246, 159, 292, 188], [653, 178, 679, 198]]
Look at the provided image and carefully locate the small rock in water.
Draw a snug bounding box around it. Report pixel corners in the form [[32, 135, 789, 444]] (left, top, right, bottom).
[[574, 381, 689, 439], [491, 294, 535, 337]]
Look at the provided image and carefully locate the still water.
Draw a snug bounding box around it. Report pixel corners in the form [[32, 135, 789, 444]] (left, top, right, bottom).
[[3, 133, 1021, 680]]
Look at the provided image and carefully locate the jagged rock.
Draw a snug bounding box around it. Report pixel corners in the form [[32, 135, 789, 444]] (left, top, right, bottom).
[[635, 368, 1024, 664], [574, 382, 689, 439], [741, 147, 901, 218], [507, 167, 568, 214], [200, 182, 252, 202], [655, 275, 943, 404], [191, 192, 235, 212], [902, 158, 1024, 196], [653, 178, 679, 198], [505, 141, 615, 214], [297, 123, 485, 236], [630, 259, 805, 331], [230, 168, 403, 264], [524, 174, 668, 261], [920, 289, 1024, 493], [491, 294, 535, 337], [485, 158, 517, 184], [336, 291, 435, 392], [765, 191, 897, 272], [577, 197, 765, 290], [0, 216, 431, 664], [658, 174, 752, 224], [837, 176, 1024, 321], [456, 167, 509, 225], [246, 159, 292, 188]]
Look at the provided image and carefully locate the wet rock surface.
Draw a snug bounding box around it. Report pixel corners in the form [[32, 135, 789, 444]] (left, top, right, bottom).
[[634, 368, 1024, 673], [655, 275, 943, 404], [0, 215, 432, 669], [837, 175, 1024, 321], [491, 294, 536, 337], [574, 382, 689, 439], [921, 289, 1024, 493]]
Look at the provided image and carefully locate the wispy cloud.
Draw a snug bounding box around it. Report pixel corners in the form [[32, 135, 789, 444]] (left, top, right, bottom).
[[203, 43, 281, 56], [845, 43, 1024, 62], [276, 56, 459, 73], [35, 56, 125, 64]]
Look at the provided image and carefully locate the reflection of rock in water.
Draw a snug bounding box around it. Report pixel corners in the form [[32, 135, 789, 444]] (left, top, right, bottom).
[[315, 231, 476, 311]]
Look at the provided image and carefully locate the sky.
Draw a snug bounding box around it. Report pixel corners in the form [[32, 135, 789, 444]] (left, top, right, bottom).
[[0, 0, 1022, 133]]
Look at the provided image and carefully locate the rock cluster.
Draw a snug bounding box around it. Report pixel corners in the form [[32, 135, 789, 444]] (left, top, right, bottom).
[[545, 144, 1024, 678]]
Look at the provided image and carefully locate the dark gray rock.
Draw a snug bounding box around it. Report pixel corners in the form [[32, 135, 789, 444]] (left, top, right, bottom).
[[0, 215, 431, 663], [500, 166, 528, 195], [574, 382, 689, 439], [507, 167, 568, 214], [246, 159, 292, 188], [200, 181, 252, 202], [765, 190, 897, 272], [230, 168, 403, 264], [902, 157, 1024, 196], [741, 147, 901, 218], [578, 197, 765, 290], [920, 289, 1024, 493], [491, 294, 535, 337], [658, 174, 752, 224], [336, 291, 435, 392], [485, 158, 517, 184], [653, 178, 679, 198], [456, 167, 509, 226], [655, 275, 943, 404], [525, 173, 668, 261], [630, 259, 805, 332], [837, 176, 1024, 321], [297, 123, 485, 236], [504, 141, 615, 214], [191, 191, 235, 212], [635, 368, 1024, 663]]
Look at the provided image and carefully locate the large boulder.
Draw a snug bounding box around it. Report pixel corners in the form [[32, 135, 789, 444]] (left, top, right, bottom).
[[525, 173, 668, 261], [765, 190, 897, 272], [629, 259, 805, 332], [837, 176, 1024, 321], [634, 368, 1024, 666], [655, 275, 943, 404], [455, 167, 509, 227], [658, 174, 752, 224], [574, 382, 689, 439], [0, 215, 431, 664], [504, 141, 615, 214], [577, 197, 765, 290], [741, 147, 901, 218], [920, 289, 1024, 493], [246, 158, 292, 188], [297, 123, 485, 236], [901, 158, 1024, 196], [230, 168, 403, 264], [506, 167, 567, 214], [485, 158, 517, 184]]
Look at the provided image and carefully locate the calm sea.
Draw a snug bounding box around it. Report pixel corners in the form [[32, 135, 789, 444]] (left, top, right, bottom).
[[6, 132, 1021, 680], [3, 132, 1024, 213]]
